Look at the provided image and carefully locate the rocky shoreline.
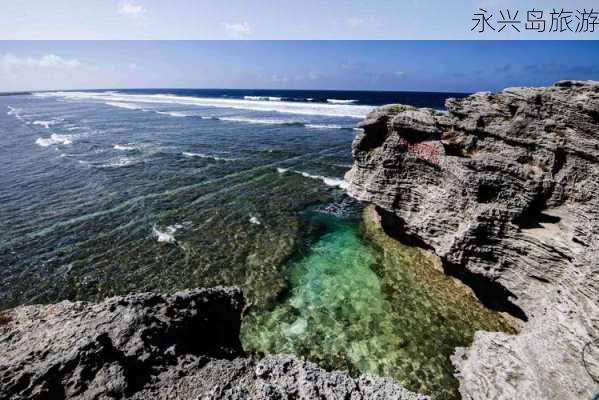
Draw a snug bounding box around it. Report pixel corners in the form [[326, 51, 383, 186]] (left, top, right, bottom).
[[346, 80, 599, 399], [0, 288, 427, 399], [1, 81, 598, 399]]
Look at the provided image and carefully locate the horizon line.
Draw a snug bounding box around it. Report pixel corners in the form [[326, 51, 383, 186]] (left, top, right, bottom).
[[1, 86, 478, 96]]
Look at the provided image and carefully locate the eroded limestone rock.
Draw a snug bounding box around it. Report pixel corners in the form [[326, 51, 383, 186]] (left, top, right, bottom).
[[0, 287, 427, 400], [346, 81, 599, 400]]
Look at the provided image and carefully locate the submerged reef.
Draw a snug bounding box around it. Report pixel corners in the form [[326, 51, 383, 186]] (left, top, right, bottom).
[[346, 80, 599, 400], [242, 210, 513, 399]]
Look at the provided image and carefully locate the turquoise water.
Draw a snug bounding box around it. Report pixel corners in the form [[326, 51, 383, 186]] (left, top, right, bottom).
[[242, 214, 401, 374], [242, 210, 515, 400]]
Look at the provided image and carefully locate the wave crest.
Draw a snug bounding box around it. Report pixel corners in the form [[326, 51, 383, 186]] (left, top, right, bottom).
[[276, 168, 348, 189], [33, 120, 60, 129], [182, 152, 235, 161], [326, 99, 358, 104], [36, 134, 73, 147], [243, 96, 282, 101], [37, 91, 373, 118]]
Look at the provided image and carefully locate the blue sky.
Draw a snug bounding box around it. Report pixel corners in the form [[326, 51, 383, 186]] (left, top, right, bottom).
[[2, 0, 599, 39], [1, 41, 599, 93]]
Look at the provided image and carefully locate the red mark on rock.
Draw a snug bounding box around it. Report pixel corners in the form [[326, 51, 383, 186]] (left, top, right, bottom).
[[399, 138, 440, 165]]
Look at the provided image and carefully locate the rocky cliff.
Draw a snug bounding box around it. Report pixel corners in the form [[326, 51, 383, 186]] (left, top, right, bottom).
[[346, 80, 599, 400], [0, 287, 427, 400]]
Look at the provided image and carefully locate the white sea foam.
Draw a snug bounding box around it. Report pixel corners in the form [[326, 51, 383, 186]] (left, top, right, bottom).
[[182, 152, 234, 161], [326, 99, 358, 104], [244, 96, 282, 101], [100, 157, 140, 168], [37, 91, 374, 118], [299, 171, 348, 189], [155, 111, 189, 117], [152, 224, 182, 244], [36, 134, 73, 147], [105, 101, 145, 110], [113, 144, 138, 151], [333, 163, 353, 169], [6, 106, 24, 120], [305, 124, 349, 130], [32, 120, 59, 129], [219, 116, 302, 126], [276, 167, 347, 189], [155, 114, 349, 129]]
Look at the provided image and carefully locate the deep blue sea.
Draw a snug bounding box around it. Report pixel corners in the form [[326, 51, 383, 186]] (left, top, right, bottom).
[[1, 88, 507, 399], [0, 88, 466, 308]]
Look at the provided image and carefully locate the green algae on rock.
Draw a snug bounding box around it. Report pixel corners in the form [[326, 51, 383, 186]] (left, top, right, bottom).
[[241, 207, 515, 400]]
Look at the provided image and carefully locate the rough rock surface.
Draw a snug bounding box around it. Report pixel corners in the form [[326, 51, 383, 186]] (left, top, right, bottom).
[[0, 287, 427, 400], [346, 81, 599, 400]]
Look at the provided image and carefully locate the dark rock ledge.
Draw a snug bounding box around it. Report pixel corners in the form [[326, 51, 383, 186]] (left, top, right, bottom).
[[0, 287, 428, 400], [345, 81, 599, 400]]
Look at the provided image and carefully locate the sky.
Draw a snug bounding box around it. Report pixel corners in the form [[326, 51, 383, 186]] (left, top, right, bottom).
[[1, 41, 599, 93], [2, 0, 599, 39]]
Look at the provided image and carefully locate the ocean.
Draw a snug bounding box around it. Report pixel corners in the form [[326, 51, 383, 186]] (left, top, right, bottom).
[[0, 88, 513, 399], [0, 88, 466, 308]]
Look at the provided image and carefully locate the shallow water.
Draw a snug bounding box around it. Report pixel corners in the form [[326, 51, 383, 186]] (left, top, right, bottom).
[[241, 213, 397, 373], [242, 208, 515, 400]]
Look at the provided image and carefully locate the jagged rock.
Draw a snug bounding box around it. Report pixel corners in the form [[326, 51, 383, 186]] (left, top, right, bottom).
[[0, 287, 427, 400], [346, 81, 599, 400]]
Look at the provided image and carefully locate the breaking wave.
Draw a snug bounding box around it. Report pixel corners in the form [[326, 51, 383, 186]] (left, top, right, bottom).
[[304, 124, 351, 130], [155, 111, 190, 117], [182, 152, 235, 161], [276, 168, 348, 189], [243, 96, 282, 101], [104, 102, 145, 110], [6, 106, 24, 121], [100, 157, 141, 168], [327, 99, 358, 104], [151, 113, 353, 130], [32, 120, 60, 129], [36, 134, 73, 147], [218, 116, 303, 126], [35, 91, 374, 118], [152, 224, 182, 244], [113, 144, 139, 151]]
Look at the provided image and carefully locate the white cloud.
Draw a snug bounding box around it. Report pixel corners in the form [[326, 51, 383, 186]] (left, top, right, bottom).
[[224, 22, 251, 35], [395, 71, 406, 78], [119, 1, 145, 17], [270, 74, 289, 84], [0, 54, 92, 72], [340, 60, 366, 71], [346, 17, 367, 27], [0, 53, 101, 91]]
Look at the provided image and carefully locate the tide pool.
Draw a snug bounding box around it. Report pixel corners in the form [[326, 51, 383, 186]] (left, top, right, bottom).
[[241, 208, 515, 400]]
